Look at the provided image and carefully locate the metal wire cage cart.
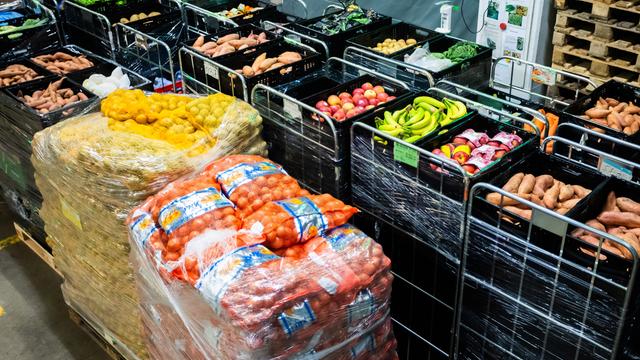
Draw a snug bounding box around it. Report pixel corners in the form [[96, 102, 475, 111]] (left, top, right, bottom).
[[455, 136, 640, 360], [0, 0, 61, 61], [350, 89, 542, 359], [250, 57, 409, 200]]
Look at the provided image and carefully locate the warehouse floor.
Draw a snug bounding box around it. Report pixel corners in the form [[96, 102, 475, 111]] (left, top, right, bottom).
[[0, 201, 109, 360]]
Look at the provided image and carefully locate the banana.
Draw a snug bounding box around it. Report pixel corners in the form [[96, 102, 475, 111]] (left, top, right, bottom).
[[404, 135, 423, 143], [444, 99, 467, 120], [383, 111, 393, 123], [415, 102, 437, 113], [404, 108, 425, 126], [378, 124, 398, 131], [383, 127, 403, 137], [408, 115, 432, 130], [413, 96, 445, 110]]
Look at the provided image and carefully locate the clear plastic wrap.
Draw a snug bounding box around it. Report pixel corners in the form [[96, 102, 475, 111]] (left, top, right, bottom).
[[32, 90, 266, 358], [127, 155, 397, 359]]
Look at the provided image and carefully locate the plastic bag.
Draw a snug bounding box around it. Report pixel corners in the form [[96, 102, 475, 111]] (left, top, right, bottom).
[[404, 43, 453, 72], [242, 194, 359, 249], [203, 154, 309, 218]]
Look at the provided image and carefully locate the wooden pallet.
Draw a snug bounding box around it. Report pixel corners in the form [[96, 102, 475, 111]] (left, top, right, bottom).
[[68, 306, 129, 360], [556, 0, 640, 17], [13, 222, 61, 277]]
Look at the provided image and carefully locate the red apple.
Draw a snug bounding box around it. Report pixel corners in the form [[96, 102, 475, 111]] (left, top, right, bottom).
[[361, 82, 374, 90], [355, 98, 368, 107], [452, 137, 467, 145], [328, 95, 341, 106], [353, 88, 365, 96], [342, 102, 355, 111], [353, 93, 365, 102], [346, 109, 358, 119], [373, 85, 385, 94], [364, 89, 377, 99], [316, 100, 329, 109], [329, 105, 341, 113], [317, 105, 331, 113], [494, 150, 506, 159], [377, 92, 389, 102], [462, 164, 478, 174], [365, 105, 375, 110], [355, 106, 365, 113], [368, 98, 380, 106], [333, 109, 346, 121], [338, 92, 351, 100]]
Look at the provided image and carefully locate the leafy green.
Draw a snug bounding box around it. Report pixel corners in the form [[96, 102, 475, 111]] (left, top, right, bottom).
[[431, 42, 479, 63]]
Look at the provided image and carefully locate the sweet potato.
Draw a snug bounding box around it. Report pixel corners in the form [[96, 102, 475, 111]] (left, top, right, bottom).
[[504, 206, 532, 220], [616, 197, 640, 215], [543, 182, 560, 209], [502, 172, 524, 192], [193, 35, 205, 48], [517, 174, 535, 194], [586, 219, 606, 232], [607, 111, 622, 130], [596, 97, 608, 109], [532, 175, 554, 197], [200, 42, 218, 52], [585, 108, 610, 118], [613, 102, 627, 113], [259, 58, 277, 71], [559, 198, 581, 210], [620, 113, 635, 127], [598, 211, 640, 228], [626, 104, 640, 115], [557, 208, 570, 215], [277, 51, 302, 65], [605, 98, 619, 107], [241, 66, 254, 77], [572, 185, 591, 199], [252, 53, 267, 71], [558, 184, 574, 202], [217, 33, 240, 45]]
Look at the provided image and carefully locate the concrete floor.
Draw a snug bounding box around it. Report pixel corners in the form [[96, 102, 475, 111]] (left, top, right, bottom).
[[0, 201, 109, 360]]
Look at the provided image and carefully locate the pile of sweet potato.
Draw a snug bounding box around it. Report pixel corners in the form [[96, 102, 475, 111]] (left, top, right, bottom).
[[31, 52, 94, 75], [572, 192, 640, 260], [192, 32, 269, 58], [18, 78, 89, 114], [0, 63, 43, 87], [582, 97, 640, 135], [236, 51, 302, 78], [486, 172, 591, 220]]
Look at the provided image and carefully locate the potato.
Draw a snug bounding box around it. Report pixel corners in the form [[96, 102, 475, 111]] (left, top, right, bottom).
[[130, 14, 139, 21], [502, 172, 524, 192], [558, 184, 574, 202]]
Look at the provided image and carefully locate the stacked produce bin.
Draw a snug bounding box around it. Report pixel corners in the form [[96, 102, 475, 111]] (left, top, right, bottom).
[[31, 90, 267, 358], [350, 87, 541, 358], [251, 57, 410, 199], [456, 136, 640, 359]]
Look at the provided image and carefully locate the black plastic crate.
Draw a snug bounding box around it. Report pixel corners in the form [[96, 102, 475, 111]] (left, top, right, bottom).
[[0, 76, 98, 131], [290, 10, 391, 58], [66, 60, 154, 93], [192, 0, 279, 27], [0, 8, 54, 55], [391, 35, 492, 89], [0, 58, 56, 88], [199, 38, 322, 100], [560, 81, 640, 183], [30, 46, 108, 76], [111, 3, 180, 32], [472, 151, 609, 249], [346, 22, 442, 59], [180, 24, 279, 83]]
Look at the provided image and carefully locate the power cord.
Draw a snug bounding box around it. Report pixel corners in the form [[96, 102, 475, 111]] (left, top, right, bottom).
[[460, 0, 489, 34]]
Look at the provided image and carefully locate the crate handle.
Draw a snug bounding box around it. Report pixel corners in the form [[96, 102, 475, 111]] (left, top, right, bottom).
[[263, 20, 330, 60], [342, 45, 435, 88], [437, 79, 549, 138]]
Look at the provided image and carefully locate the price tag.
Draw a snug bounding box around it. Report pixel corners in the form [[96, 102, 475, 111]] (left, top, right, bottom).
[[60, 198, 82, 230], [531, 208, 568, 237], [358, 69, 367, 77], [283, 98, 302, 121], [531, 66, 556, 86], [204, 62, 219, 80], [393, 142, 418, 168], [134, 35, 148, 50], [599, 158, 633, 181]]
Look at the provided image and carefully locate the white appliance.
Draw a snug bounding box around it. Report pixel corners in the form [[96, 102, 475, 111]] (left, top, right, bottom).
[[475, 0, 547, 98]]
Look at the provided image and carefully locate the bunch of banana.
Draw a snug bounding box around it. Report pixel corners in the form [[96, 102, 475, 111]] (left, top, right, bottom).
[[374, 96, 468, 144]]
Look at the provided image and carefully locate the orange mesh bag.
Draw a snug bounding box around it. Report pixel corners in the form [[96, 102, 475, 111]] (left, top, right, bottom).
[[242, 194, 358, 249], [203, 155, 309, 218]]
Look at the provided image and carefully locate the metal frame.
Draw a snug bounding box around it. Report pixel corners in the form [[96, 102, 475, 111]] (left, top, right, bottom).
[[490, 56, 598, 108], [455, 139, 640, 359], [436, 79, 549, 138], [343, 45, 436, 88], [179, 37, 317, 100], [262, 20, 330, 60]]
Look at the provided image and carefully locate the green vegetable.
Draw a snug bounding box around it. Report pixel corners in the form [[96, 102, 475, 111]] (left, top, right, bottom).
[[431, 42, 479, 63]]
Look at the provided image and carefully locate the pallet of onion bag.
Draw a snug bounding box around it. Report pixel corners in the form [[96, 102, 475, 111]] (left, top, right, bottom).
[[127, 154, 398, 359]]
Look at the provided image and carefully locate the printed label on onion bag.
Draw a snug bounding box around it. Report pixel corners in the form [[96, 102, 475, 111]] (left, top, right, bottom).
[[278, 300, 317, 336], [216, 162, 285, 196], [197, 244, 279, 314], [325, 225, 371, 252], [347, 289, 375, 327], [129, 212, 158, 247], [158, 187, 234, 234], [275, 197, 329, 242]]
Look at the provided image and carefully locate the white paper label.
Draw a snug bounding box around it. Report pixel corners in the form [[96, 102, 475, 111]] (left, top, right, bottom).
[[532, 208, 568, 237], [599, 158, 633, 181], [283, 98, 302, 121], [204, 62, 219, 80]]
